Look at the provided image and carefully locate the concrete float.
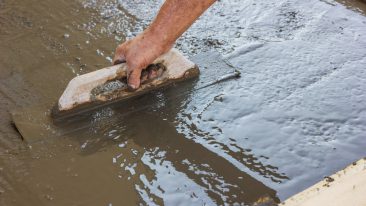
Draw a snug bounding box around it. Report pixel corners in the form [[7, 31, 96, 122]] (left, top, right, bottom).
[[282, 158, 366, 206], [53, 48, 199, 118]]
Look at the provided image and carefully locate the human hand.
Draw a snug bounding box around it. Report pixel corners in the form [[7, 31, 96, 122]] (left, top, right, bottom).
[[113, 30, 172, 90]]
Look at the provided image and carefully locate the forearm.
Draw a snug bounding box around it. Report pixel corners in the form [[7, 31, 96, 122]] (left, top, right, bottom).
[[113, 0, 216, 89], [144, 0, 216, 51]]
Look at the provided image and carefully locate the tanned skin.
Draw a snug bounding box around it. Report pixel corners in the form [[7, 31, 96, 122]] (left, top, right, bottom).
[[113, 0, 216, 90]]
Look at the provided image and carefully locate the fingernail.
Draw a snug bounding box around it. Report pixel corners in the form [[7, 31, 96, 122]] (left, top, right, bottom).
[[127, 84, 137, 92], [114, 59, 126, 65]]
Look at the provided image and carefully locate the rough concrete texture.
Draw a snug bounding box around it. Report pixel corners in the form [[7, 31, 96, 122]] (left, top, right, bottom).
[[187, 0, 366, 199], [117, 0, 366, 200]]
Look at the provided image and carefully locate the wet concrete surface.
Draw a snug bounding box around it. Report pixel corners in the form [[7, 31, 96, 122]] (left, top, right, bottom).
[[1, 0, 366, 205]]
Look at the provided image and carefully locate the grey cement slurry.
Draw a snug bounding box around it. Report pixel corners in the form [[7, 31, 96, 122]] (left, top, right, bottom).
[[93, 0, 366, 201], [176, 0, 366, 200], [0, 0, 365, 205]]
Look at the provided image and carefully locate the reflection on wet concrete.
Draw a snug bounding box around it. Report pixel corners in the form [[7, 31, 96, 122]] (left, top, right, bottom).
[[81, 109, 279, 205], [11, 52, 281, 204], [77, 54, 281, 205], [1, 0, 366, 205]]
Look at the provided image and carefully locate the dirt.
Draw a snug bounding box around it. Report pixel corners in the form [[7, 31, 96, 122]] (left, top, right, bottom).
[[1, 0, 366, 205]]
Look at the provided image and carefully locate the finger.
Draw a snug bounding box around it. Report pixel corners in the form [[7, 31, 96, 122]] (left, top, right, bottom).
[[113, 54, 126, 65], [113, 59, 126, 65], [148, 69, 158, 79], [113, 45, 126, 65], [127, 68, 142, 91], [140, 70, 149, 83], [148, 64, 164, 80]]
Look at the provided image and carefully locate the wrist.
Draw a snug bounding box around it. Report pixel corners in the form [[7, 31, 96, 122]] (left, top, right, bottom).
[[144, 26, 174, 54]]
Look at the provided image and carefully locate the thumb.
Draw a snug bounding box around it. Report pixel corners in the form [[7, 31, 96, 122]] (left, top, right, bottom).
[[127, 68, 142, 91], [113, 44, 126, 65], [113, 53, 126, 65]]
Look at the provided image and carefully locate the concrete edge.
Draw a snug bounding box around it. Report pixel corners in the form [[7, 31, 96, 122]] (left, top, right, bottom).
[[281, 157, 366, 206]]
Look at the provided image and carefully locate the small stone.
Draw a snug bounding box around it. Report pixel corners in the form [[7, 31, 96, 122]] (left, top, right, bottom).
[[63, 33, 70, 39]]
